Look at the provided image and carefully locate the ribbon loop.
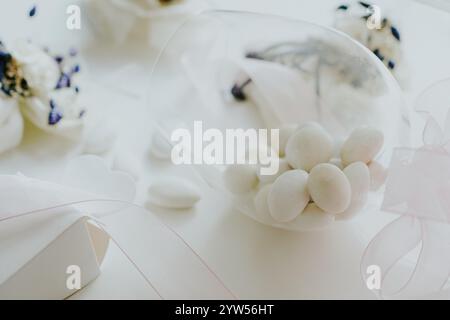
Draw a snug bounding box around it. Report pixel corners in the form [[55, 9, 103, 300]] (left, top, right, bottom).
[[362, 78, 450, 299], [0, 156, 235, 299]]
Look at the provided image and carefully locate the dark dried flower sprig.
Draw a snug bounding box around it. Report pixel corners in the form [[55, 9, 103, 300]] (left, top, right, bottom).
[[53, 47, 80, 91], [358, 1, 371, 9], [24, 4, 83, 125], [231, 78, 251, 101], [0, 43, 31, 98], [46, 47, 84, 125], [48, 99, 63, 125], [28, 5, 37, 18], [231, 38, 383, 101], [390, 26, 400, 41], [158, 0, 178, 5], [337, 4, 349, 11]]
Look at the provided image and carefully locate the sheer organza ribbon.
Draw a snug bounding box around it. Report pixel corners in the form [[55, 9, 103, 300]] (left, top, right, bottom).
[[361, 81, 450, 299], [0, 156, 235, 299]]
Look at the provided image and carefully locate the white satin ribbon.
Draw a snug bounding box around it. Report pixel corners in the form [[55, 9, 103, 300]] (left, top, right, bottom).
[[0, 156, 235, 299]]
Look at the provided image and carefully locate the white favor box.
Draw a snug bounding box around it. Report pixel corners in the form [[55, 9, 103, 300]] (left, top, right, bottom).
[[0, 216, 109, 300]]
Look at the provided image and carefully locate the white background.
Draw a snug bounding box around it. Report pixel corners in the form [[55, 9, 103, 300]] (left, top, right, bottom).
[[1, 0, 450, 299]]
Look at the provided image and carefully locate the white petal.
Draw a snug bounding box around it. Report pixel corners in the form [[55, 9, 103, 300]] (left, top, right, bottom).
[[0, 100, 23, 154]]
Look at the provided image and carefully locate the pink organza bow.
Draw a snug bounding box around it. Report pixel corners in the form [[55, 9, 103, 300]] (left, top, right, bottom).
[[362, 80, 450, 299]]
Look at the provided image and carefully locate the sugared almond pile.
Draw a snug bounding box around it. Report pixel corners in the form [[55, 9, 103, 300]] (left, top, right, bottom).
[[224, 122, 386, 230]]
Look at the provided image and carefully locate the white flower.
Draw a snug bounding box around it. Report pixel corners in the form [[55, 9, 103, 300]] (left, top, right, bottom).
[[8, 40, 59, 97], [7, 40, 84, 138], [335, 15, 369, 44], [21, 88, 84, 139], [85, 0, 205, 47], [0, 40, 85, 154], [333, 2, 406, 86], [0, 98, 23, 154]]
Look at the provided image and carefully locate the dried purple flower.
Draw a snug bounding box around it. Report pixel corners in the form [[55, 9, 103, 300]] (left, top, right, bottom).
[[48, 108, 63, 125], [358, 1, 371, 8], [373, 48, 385, 61], [231, 84, 247, 101], [28, 5, 37, 18], [55, 73, 71, 89], [391, 26, 401, 41], [69, 47, 78, 57], [0, 43, 31, 98], [231, 78, 253, 101], [54, 56, 64, 64], [72, 64, 80, 73]]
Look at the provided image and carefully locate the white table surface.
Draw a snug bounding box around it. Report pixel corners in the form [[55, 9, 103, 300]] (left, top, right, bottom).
[[1, 0, 450, 299]]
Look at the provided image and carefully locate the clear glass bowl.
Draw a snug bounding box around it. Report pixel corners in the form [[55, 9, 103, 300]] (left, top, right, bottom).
[[149, 10, 410, 231]]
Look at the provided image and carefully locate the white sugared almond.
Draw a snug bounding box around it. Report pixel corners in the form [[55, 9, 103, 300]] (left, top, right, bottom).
[[368, 160, 388, 191], [338, 162, 370, 220], [340, 126, 384, 166], [268, 170, 309, 222], [307, 163, 351, 214], [239, 123, 386, 229], [328, 158, 344, 170], [257, 158, 291, 184], [223, 164, 258, 194], [288, 203, 335, 231], [332, 136, 345, 158], [148, 177, 201, 209], [278, 124, 297, 157], [285, 123, 333, 171], [253, 184, 277, 224]]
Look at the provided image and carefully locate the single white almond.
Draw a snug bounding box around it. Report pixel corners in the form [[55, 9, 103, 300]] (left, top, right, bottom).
[[338, 162, 370, 220], [244, 143, 278, 165], [223, 164, 258, 194], [340, 126, 384, 166], [307, 163, 351, 214], [285, 123, 333, 171], [368, 160, 388, 191], [268, 170, 310, 222], [329, 158, 344, 170], [148, 177, 201, 209], [257, 158, 291, 184], [333, 136, 346, 158], [278, 124, 297, 157], [253, 184, 277, 224]]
